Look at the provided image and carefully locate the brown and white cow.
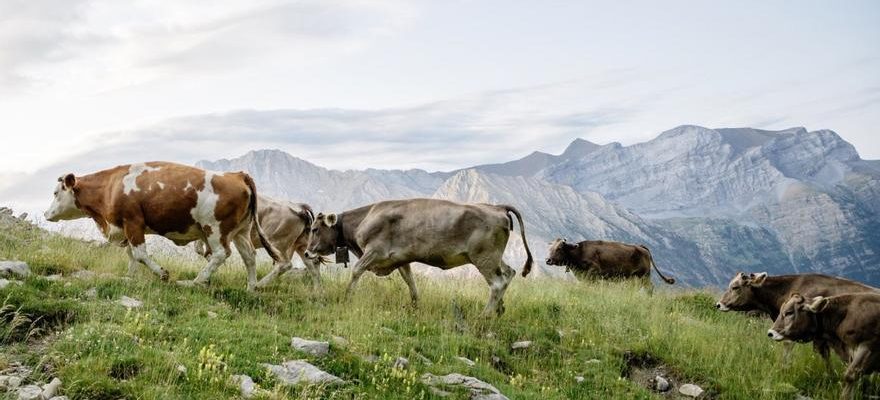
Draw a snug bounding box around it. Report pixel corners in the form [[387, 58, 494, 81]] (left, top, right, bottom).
[[303, 198, 534, 316], [44, 162, 280, 290], [195, 195, 321, 290], [545, 238, 675, 286], [716, 272, 878, 367], [769, 293, 880, 400]]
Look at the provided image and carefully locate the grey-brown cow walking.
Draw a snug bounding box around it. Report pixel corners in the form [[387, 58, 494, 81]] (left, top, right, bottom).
[[196, 195, 321, 290], [304, 198, 534, 316], [769, 293, 880, 400]]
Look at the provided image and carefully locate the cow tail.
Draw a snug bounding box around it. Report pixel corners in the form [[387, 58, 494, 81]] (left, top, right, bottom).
[[242, 174, 281, 263], [640, 244, 674, 284], [502, 205, 534, 277]]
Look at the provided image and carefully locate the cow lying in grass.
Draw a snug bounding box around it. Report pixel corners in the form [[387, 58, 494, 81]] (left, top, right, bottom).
[[769, 293, 880, 400], [44, 162, 280, 290]]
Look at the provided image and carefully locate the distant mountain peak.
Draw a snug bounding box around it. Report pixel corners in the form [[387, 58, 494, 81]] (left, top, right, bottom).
[[561, 138, 601, 159]]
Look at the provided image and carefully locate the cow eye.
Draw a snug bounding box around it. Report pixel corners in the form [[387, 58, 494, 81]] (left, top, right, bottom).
[[311, 228, 318, 233], [784, 310, 794, 317]]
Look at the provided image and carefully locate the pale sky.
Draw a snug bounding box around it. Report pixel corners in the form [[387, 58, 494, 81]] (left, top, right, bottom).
[[1, 0, 878, 182]]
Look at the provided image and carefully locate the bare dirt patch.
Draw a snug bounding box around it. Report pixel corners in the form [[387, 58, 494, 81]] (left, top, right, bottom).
[[621, 351, 716, 399]]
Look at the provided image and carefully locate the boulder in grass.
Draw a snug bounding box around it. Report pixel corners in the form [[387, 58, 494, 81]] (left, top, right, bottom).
[[0, 261, 30, 279], [262, 360, 344, 386], [421, 373, 509, 400], [291, 337, 330, 357]]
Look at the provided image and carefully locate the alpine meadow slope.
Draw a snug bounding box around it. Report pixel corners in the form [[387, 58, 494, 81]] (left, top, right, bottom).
[[198, 125, 880, 286]]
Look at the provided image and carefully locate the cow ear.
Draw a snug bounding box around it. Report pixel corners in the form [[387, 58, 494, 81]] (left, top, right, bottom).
[[324, 213, 338, 227], [751, 272, 768, 287], [806, 297, 829, 313], [62, 173, 76, 189], [790, 293, 804, 304]]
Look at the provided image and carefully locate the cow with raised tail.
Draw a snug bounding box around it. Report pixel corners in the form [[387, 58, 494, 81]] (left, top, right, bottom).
[[303, 198, 534, 317], [43, 162, 281, 290]]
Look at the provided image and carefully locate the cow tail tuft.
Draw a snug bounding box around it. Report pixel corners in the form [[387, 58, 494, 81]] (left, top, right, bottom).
[[242, 174, 281, 262]]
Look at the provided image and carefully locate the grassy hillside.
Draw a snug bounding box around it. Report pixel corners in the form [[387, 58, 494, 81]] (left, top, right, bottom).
[[0, 216, 871, 399]]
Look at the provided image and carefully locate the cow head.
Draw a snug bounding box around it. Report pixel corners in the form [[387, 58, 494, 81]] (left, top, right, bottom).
[[545, 238, 574, 266], [715, 272, 768, 311], [304, 212, 339, 259], [44, 174, 86, 222], [768, 293, 825, 342]]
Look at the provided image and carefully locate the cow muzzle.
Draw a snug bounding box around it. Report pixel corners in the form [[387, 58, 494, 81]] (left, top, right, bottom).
[[715, 302, 730, 311], [545, 258, 554, 265], [767, 329, 784, 341], [303, 250, 317, 260]]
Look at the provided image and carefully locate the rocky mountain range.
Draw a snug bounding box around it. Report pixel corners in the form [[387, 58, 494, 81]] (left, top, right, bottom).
[[198, 125, 880, 287]]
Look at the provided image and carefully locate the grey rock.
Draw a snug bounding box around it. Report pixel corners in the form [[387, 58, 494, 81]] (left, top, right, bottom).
[[360, 354, 379, 364], [455, 356, 476, 367], [575, 376, 585, 383], [393, 357, 409, 370], [70, 270, 96, 279], [415, 353, 433, 365], [45, 274, 63, 282], [510, 341, 532, 350], [41, 377, 62, 399], [653, 376, 670, 392], [49, 397, 69, 400], [421, 373, 509, 400], [84, 288, 98, 299], [262, 360, 343, 386], [232, 374, 256, 398], [330, 335, 349, 348], [586, 359, 601, 364], [117, 296, 143, 309], [206, 311, 218, 319], [679, 383, 704, 398], [290, 337, 330, 357], [0, 279, 11, 289], [6, 376, 23, 388], [16, 385, 42, 400], [0, 261, 30, 278]]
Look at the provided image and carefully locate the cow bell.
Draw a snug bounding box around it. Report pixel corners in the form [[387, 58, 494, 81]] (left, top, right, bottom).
[[335, 246, 350, 267]]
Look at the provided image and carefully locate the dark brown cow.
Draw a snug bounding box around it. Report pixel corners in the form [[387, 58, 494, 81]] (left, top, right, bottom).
[[303, 198, 534, 317], [770, 293, 880, 400], [43, 162, 280, 290], [716, 272, 878, 367], [545, 238, 675, 285]]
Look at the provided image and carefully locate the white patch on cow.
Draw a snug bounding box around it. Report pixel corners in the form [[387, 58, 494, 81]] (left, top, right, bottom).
[[190, 171, 222, 248], [156, 181, 165, 190], [44, 181, 85, 221], [768, 329, 784, 341], [716, 302, 730, 311], [122, 163, 161, 195], [184, 181, 193, 191]]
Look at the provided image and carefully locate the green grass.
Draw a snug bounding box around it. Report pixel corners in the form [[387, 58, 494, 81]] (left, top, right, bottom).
[[0, 219, 872, 399]]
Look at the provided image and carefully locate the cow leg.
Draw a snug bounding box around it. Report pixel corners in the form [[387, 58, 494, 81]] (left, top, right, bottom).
[[841, 344, 874, 400], [125, 246, 141, 277], [254, 261, 292, 289], [813, 341, 834, 375], [346, 250, 378, 301], [475, 259, 515, 317], [398, 263, 419, 306], [299, 248, 322, 292], [124, 221, 169, 281], [233, 234, 258, 291], [187, 232, 229, 287]]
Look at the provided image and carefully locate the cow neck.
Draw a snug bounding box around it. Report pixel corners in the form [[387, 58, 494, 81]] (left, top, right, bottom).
[[336, 205, 369, 256], [752, 276, 793, 320], [73, 172, 113, 231]]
